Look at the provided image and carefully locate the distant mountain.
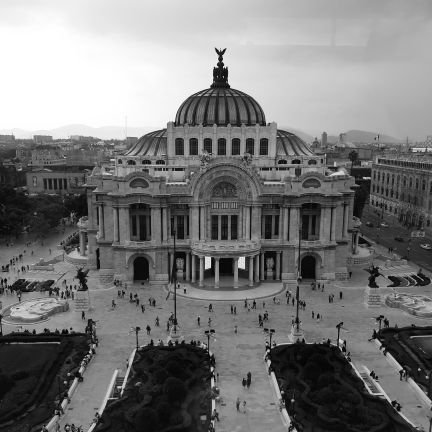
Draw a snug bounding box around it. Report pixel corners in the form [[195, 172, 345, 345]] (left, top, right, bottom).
[[1, 124, 157, 140], [341, 130, 402, 144]]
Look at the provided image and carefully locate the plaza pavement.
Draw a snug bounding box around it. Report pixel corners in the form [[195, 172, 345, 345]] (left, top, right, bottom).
[[1, 232, 432, 431]]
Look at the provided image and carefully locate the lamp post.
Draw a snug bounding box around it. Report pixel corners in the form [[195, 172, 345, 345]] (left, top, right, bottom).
[[172, 229, 178, 334], [264, 328, 275, 346], [376, 315, 385, 332], [0, 313, 3, 337], [205, 329, 215, 355], [336, 322, 344, 348], [295, 228, 302, 332], [131, 326, 141, 349]]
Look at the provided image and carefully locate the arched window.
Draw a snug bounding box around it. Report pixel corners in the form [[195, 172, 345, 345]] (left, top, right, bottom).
[[156, 160, 165, 165], [403, 176, 407, 187], [259, 138, 268, 155], [422, 180, 426, 191], [308, 160, 317, 165], [217, 138, 226, 155], [204, 138, 212, 154], [292, 159, 301, 164], [231, 138, 240, 155], [118, 159, 123, 164], [415, 179, 419, 189], [409, 177, 413, 188], [175, 138, 184, 156], [189, 138, 198, 155], [127, 160, 136, 165], [246, 138, 254, 154], [386, 173, 390, 183], [278, 159, 287, 164], [142, 160, 151, 165]]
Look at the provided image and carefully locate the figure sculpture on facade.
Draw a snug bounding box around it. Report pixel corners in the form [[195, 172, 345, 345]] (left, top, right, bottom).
[[176, 257, 184, 272], [200, 150, 212, 170], [77, 267, 89, 291], [242, 152, 252, 166]]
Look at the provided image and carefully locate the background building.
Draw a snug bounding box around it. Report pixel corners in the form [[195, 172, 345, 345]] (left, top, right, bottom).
[[84, 52, 356, 287], [370, 154, 432, 233]]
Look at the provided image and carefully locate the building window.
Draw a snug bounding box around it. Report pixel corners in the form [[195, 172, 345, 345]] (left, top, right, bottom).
[[278, 159, 287, 164], [142, 159, 151, 165], [308, 160, 317, 165], [217, 138, 226, 155], [118, 159, 123, 164], [259, 138, 268, 155], [53, 178, 58, 189], [231, 215, 238, 240], [131, 215, 137, 236], [175, 138, 184, 156], [246, 138, 254, 155], [422, 180, 426, 191], [63, 179, 67, 189], [409, 177, 413, 188], [415, 179, 419, 189], [177, 216, 185, 239], [189, 138, 198, 155], [43, 178, 47, 189], [204, 138, 212, 154], [264, 215, 272, 239], [231, 138, 240, 155], [48, 179, 52, 190], [156, 160, 165, 165], [211, 215, 218, 240], [127, 160, 136, 165], [221, 215, 228, 240]]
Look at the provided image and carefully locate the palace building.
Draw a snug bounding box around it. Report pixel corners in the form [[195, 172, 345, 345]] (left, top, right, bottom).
[[83, 50, 356, 287]]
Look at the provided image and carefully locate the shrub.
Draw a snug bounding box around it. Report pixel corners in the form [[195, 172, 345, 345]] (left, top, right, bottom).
[[133, 407, 159, 432], [156, 401, 171, 426], [0, 373, 14, 399], [154, 368, 168, 385], [317, 372, 333, 389], [11, 370, 29, 380], [164, 377, 187, 404]]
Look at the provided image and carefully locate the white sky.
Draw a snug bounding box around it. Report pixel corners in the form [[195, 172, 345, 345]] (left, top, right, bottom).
[[1, 0, 431, 140]]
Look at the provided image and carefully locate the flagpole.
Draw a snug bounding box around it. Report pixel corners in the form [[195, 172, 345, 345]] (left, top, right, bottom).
[[172, 229, 177, 334]]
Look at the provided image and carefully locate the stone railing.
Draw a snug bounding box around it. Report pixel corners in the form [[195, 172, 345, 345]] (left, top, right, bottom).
[[191, 240, 261, 256]]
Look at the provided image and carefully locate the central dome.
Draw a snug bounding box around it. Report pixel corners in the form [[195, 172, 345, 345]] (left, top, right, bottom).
[[175, 87, 266, 127], [175, 49, 266, 127]]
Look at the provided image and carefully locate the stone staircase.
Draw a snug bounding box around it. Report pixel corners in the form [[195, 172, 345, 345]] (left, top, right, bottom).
[[74, 290, 90, 311], [365, 287, 382, 307]]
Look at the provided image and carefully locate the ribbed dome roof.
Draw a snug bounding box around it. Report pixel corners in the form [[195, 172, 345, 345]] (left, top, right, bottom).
[[175, 87, 266, 127], [124, 129, 167, 157], [276, 130, 314, 156]]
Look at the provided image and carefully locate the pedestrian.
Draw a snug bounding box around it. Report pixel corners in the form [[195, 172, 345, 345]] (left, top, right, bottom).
[[399, 369, 404, 381], [340, 291, 343, 300], [242, 400, 247, 413], [208, 317, 212, 327], [236, 397, 240, 411], [197, 315, 201, 326], [247, 371, 251, 387], [242, 377, 246, 387], [81, 311, 86, 320], [112, 300, 116, 309], [146, 325, 151, 335], [141, 304, 145, 313], [312, 311, 315, 319], [234, 306, 237, 315], [234, 325, 238, 334], [230, 304, 233, 314]]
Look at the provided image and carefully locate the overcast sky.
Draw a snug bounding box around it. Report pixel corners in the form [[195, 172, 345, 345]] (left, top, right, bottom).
[[1, 0, 431, 140]]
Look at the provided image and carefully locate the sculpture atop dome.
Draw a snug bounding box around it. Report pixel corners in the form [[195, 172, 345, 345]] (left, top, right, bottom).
[[211, 47, 230, 89]]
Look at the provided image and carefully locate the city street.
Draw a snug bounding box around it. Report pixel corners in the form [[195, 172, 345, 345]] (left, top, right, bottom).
[[360, 204, 432, 272]]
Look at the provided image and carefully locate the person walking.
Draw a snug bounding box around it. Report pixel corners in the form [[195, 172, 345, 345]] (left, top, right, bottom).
[[146, 325, 151, 335], [197, 315, 201, 326], [81, 311, 86, 320], [208, 317, 212, 327], [234, 325, 238, 334], [236, 397, 241, 412]]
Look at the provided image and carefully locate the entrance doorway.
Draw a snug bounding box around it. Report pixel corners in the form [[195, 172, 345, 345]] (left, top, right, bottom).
[[301, 255, 316, 279], [134, 257, 149, 281], [219, 258, 233, 275], [96, 248, 100, 270]]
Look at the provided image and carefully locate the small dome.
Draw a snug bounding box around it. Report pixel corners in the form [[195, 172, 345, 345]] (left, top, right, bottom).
[[124, 129, 167, 157], [175, 87, 266, 127], [276, 130, 314, 156]]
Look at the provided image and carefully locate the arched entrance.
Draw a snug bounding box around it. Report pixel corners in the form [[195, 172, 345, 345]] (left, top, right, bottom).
[[301, 255, 316, 279], [134, 257, 149, 281]]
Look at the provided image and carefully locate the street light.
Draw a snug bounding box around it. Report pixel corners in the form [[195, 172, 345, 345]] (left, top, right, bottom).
[[336, 322, 344, 348], [264, 328, 275, 346], [131, 326, 141, 349], [172, 228, 178, 334], [295, 228, 302, 332], [376, 315, 385, 332], [204, 329, 215, 355], [0, 313, 3, 336]]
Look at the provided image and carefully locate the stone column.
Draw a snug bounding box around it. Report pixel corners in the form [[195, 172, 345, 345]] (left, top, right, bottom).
[[151, 206, 161, 243], [289, 207, 299, 242], [343, 203, 350, 239], [283, 206, 289, 241], [233, 258, 239, 288], [200, 206, 206, 240], [79, 231, 85, 256], [279, 208, 283, 240], [248, 256, 254, 286], [161, 206, 168, 242], [214, 257, 220, 288], [238, 206, 243, 240], [191, 254, 196, 283], [186, 252, 190, 281], [113, 207, 119, 243], [191, 205, 199, 240], [254, 254, 260, 282], [99, 204, 105, 239], [261, 214, 265, 238], [319, 207, 327, 241], [245, 206, 250, 240], [119, 206, 130, 242], [228, 216, 231, 240], [276, 251, 281, 280], [260, 252, 265, 281], [251, 205, 261, 240], [199, 256, 204, 287], [331, 207, 337, 242]]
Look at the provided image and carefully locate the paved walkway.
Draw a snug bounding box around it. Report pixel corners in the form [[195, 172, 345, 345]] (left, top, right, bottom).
[[1, 233, 432, 431]]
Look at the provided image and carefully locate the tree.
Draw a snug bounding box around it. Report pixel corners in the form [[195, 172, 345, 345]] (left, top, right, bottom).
[[163, 377, 187, 404], [348, 150, 358, 171]]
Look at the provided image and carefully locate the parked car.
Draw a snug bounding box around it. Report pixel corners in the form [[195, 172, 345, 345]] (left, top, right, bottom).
[[394, 236, 404, 242], [380, 222, 389, 227], [420, 243, 432, 250], [365, 221, 373, 227]]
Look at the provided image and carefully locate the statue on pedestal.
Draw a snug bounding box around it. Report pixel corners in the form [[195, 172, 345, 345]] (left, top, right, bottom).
[[77, 267, 89, 291], [367, 265, 382, 288]]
